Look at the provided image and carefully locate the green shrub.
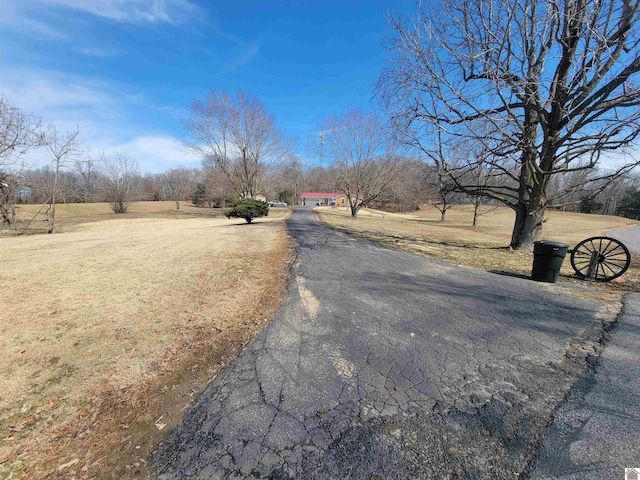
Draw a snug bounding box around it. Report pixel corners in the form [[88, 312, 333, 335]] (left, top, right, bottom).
[[225, 198, 269, 224]]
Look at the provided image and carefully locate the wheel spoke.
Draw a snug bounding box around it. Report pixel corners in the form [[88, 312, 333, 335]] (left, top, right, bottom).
[[602, 240, 624, 255], [602, 260, 622, 273], [601, 240, 618, 256], [581, 243, 595, 254], [603, 256, 627, 262], [601, 262, 619, 277], [604, 250, 627, 257], [600, 262, 610, 279], [602, 258, 627, 266]]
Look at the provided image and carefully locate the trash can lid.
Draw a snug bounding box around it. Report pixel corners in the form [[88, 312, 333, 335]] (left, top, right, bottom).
[[534, 240, 569, 248]]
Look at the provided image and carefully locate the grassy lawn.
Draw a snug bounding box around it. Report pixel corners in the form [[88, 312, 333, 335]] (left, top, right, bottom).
[[1, 202, 293, 479], [316, 204, 640, 296], [5, 201, 232, 235]]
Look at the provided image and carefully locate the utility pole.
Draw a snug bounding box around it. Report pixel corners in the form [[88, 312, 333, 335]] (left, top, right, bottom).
[[320, 132, 325, 167]]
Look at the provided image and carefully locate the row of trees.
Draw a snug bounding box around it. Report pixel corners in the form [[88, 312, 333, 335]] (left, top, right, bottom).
[[4, 85, 639, 235], [183, 92, 411, 217], [11, 160, 201, 211], [185, 0, 640, 250], [0, 93, 209, 233], [3, 0, 640, 247]]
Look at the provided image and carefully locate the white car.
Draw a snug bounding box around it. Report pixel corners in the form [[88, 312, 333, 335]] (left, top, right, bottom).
[[269, 201, 287, 207]]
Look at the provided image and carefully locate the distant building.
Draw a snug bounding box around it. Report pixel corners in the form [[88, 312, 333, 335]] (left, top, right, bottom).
[[300, 192, 339, 206], [334, 194, 350, 207], [300, 192, 361, 208], [254, 194, 267, 202]]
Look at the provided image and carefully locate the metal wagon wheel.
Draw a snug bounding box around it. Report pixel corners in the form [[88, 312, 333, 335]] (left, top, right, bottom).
[[570, 236, 631, 281]]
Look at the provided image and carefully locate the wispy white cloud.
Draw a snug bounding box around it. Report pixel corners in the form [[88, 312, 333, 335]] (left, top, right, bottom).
[[226, 40, 261, 72], [75, 46, 119, 58], [0, 67, 192, 173], [41, 0, 199, 25], [102, 136, 199, 173], [0, 1, 259, 174], [0, 68, 118, 121], [0, 0, 199, 41], [0, 1, 67, 39]]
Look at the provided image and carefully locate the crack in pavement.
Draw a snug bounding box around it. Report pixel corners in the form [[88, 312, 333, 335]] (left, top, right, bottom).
[[150, 208, 608, 479]]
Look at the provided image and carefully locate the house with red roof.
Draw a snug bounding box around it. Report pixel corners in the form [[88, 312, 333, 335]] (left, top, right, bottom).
[[300, 192, 359, 208], [301, 192, 341, 206]]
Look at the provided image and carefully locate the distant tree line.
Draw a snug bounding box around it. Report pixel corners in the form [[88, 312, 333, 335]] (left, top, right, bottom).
[[6, 0, 640, 247]]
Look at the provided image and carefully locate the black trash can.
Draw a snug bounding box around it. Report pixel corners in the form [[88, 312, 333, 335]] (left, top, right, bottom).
[[531, 240, 569, 283]]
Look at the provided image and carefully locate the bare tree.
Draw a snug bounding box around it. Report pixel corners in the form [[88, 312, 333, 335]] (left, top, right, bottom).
[[379, 0, 640, 249], [323, 110, 405, 217], [185, 91, 289, 199], [43, 125, 85, 233], [425, 165, 465, 222], [446, 136, 501, 226], [598, 170, 640, 214], [73, 159, 100, 203], [165, 167, 199, 209], [469, 162, 501, 227], [0, 171, 21, 227], [201, 163, 237, 207], [139, 172, 167, 201], [0, 95, 43, 168], [304, 166, 335, 193], [100, 153, 140, 213], [0, 96, 42, 227], [269, 155, 304, 205]]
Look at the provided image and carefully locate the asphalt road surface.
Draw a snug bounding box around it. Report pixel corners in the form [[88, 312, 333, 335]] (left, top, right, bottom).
[[151, 208, 608, 479], [608, 225, 640, 254], [526, 293, 640, 480]]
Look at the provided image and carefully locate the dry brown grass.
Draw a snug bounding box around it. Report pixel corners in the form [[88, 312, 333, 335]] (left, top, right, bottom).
[[3, 201, 239, 235], [317, 204, 640, 297], [0, 204, 293, 478]]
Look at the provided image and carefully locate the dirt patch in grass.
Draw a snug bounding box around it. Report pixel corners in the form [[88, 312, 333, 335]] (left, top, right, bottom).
[[0, 207, 294, 478], [316, 205, 640, 302]]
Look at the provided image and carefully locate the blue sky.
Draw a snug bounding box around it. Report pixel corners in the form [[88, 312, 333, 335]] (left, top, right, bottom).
[[0, 0, 416, 173]]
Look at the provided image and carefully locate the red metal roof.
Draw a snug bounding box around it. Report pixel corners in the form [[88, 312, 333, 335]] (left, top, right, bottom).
[[300, 192, 341, 198]]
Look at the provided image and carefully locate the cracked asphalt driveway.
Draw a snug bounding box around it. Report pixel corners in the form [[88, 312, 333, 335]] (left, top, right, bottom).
[[151, 207, 608, 479]]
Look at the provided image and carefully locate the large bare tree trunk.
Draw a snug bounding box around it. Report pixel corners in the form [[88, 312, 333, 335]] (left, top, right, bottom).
[[510, 202, 545, 250], [472, 197, 480, 227], [510, 141, 547, 249], [48, 163, 59, 234], [350, 202, 359, 217]]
